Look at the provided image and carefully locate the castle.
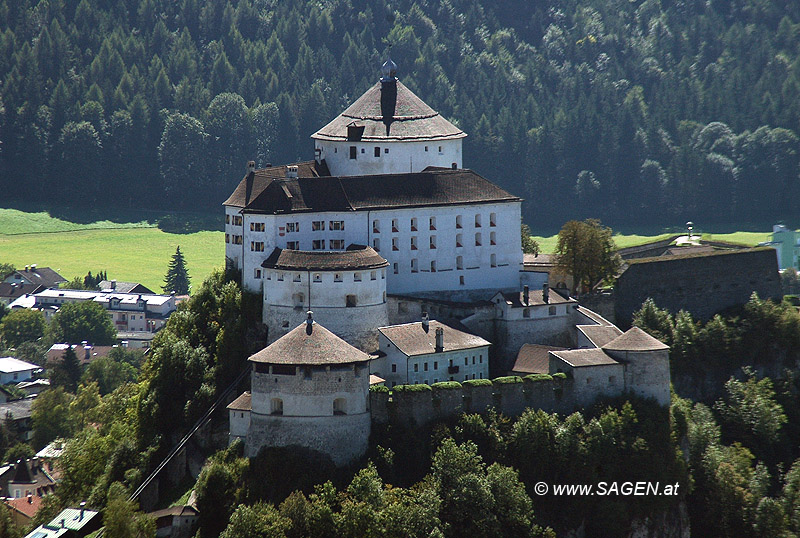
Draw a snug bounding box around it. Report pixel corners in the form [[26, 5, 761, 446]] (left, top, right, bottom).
[[226, 60, 671, 466]]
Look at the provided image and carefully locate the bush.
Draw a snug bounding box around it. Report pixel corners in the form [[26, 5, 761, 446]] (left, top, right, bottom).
[[431, 381, 462, 390], [393, 384, 432, 392], [369, 384, 390, 393], [493, 376, 523, 385], [524, 374, 553, 382], [463, 379, 493, 387], [552, 372, 568, 380]]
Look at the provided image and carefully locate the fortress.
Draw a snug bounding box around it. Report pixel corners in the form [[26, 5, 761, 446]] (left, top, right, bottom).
[[226, 60, 671, 465]]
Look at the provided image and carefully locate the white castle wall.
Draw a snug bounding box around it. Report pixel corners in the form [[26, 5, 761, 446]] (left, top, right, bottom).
[[315, 139, 462, 176], [606, 348, 671, 406]]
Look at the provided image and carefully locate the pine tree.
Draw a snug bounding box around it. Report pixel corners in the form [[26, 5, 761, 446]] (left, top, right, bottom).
[[163, 246, 191, 295]]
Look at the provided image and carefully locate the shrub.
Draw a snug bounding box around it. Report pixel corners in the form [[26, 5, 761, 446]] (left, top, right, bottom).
[[552, 372, 568, 380], [431, 381, 462, 390], [493, 376, 523, 384], [463, 379, 492, 387], [524, 374, 553, 382], [393, 384, 432, 392], [369, 384, 390, 393]]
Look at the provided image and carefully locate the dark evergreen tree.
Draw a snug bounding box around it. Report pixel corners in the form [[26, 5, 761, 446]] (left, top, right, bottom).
[[163, 246, 191, 295]]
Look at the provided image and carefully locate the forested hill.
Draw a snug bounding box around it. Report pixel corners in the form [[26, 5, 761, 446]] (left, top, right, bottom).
[[1, 0, 799, 228]]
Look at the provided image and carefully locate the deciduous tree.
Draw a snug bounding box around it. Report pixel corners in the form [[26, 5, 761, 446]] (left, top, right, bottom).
[[554, 219, 620, 295]]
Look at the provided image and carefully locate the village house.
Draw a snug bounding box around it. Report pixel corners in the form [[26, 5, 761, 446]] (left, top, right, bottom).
[[3, 266, 65, 289]]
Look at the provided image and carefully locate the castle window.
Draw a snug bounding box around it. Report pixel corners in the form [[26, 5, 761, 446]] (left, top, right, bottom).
[[490, 213, 496, 227], [272, 365, 296, 375], [430, 235, 437, 249], [382, 269, 386, 279], [312, 221, 325, 231], [226, 214, 230, 224], [373, 220, 380, 233], [350, 146, 357, 159], [293, 274, 301, 282], [329, 220, 345, 231], [313, 274, 321, 282], [549, 306, 557, 316], [491, 254, 497, 267], [232, 215, 242, 226], [434, 362, 438, 370], [411, 259, 418, 273], [232, 235, 242, 244], [609, 375, 616, 384], [282, 321, 289, 327], [251, 241, 264, 252], [225, 234, 230, 243], [293, 292, 305, 306], [456, 234, 463, 248], [586, 378, 592, 385], [271, 399, 283, 415], [464, 357, 468, 366], [429, 217, 436, 230], [431, 261, 437, 272], [385, 148, 389, 154], [411, 218, 418, 231], [286, 241, 299, 250], [391, 219, 399, 233], [254, 269, 262, 279], [392, 364, 397, 373], [250, 222, 265, 232], [361, 148, 365, 153], [354, 272, 362, 282], [438, 146, 443, 154], [393, 263, 399, 274], [460, 276, 465, 285], [414, 363, 419, 372], [374, 147, 381, 157], [456, 215, 462, 228], [371, 271, 377, 280], [286, 222, 299, 233], [411, 237, 418, 250], [425, 146, 428, 152], [424, 362, 428, 371], [373, 238, 380, 251], [392, 238, 399, 251], [277, 273, 284, 281], [456, 256, 463, 270], [475, 233, 482, 246], [523, 308, 530, 318], [334, 273, 342, 282], [304, 367, 312, 380], [346, 295, 357, 307], [475, 214, 482, 227], [490, 232, 496, 245], [330, 239, 345, 249], [312, 240, 325, 250]]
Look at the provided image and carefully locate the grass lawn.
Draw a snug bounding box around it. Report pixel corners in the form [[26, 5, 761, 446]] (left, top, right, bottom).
[[531, 231, 770, 254], [0, 208, 154, 235], [0, 228, 223, 293]]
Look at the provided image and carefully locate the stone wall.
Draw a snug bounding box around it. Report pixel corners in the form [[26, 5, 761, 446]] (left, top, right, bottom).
[[614, 248, 782, 327]]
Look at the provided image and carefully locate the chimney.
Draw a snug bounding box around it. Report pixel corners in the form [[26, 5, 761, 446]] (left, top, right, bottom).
[[31, 264, 36, 271], [421, 311, 429, 333], [523, 285, 529, 306], [543, 283, 549, 304], [247, 160, 255, 175], [110, 280, 116, 290], [25, 265, 29, 272], [286, 165, 298, 179], [435, 327, 444, 353], [452, 163, 457, 169], [26, 494, 32, 504], [60, 519, 65, 528], [80, 501, 86, 520], [306, 311, 314, 335]]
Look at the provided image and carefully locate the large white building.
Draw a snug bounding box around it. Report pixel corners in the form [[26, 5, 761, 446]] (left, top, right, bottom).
[[223, 60, 523, 303]]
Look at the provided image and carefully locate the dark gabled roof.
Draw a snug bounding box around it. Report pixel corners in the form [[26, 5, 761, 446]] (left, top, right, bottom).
[[227, 392, 251, 411], [577, 325, 623, 348], [378, 320, 490, 357], [0, 283, 45, 300], [249, 321, 371, 365], [499, 288, 575, 308], [602, 327, 669, 352], [625, 246, 774, 266], [262, 245, 388, 271], [0, 398, 33, 420], [7, 268, 65, 288], [222, 161, 331, 208], [224, 168, 521, 213], [148, 505, 198, 519], [11, 459, 33, 484], [550, 348, 620, 368], [97, 281, 154, 294], [511, 344, 566, 374], [312, 80, 466, 142]]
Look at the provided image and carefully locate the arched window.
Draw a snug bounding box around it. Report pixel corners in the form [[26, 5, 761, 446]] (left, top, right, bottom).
[[333, 398, 347, 415]]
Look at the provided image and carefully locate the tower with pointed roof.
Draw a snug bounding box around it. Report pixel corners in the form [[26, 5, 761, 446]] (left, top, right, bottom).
[[229, 314, 372, 465], [311, 59, 466, 176]]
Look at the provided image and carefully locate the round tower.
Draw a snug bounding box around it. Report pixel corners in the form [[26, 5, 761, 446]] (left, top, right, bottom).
[[312, 59, 466, 176], [262, 244, 389, 351], [245, 315, 372, 465], [602, 327, 671, 406]]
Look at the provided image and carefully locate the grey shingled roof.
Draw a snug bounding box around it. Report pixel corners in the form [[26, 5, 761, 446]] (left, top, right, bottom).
[[261, 245, 388, 271], [602, 327, 669, 352], [8, 268, 65, 288], [550, 348, 620, 368], [227, 391, 251, 411], [511, 344, 566, 374], [378, 320, 490, 357], [312, 80, 466, 142], [577, 325, 623, 348], [249, 321, 371, 365], [224, 168, 520, 213], [500, 288, 575, 307]]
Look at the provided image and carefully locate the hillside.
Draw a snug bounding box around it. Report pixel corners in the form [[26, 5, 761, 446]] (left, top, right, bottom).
[[1, 0, 799, 228]]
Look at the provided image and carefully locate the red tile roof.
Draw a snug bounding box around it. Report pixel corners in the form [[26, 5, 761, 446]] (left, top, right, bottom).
[[4, 495, 42, 519]]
